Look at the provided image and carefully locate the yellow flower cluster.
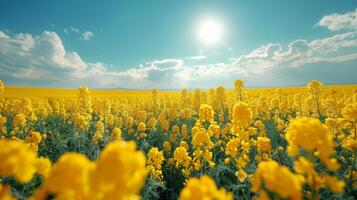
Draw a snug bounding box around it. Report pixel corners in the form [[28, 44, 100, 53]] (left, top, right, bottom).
[[0, 80, 4, 95], [0, 184, 15, 200], [252, 160, 304, 200], [35, 141, 147, 200], [232, 102, 252, 128], [13, 113, 26, 130], [0, 139, 37, 183], [294, 157, 345, 193], [1, 80, 356, 199], [90, 141, 147, 200], [179, 175, 233, 200], [77, 86, 93, 114], [174, 146, 192, 175], [234, 79, 245, 101], [92, 121, 105, 144], [342, 102, 357, 120], [199, 104, 214, 122], [225, 138, 241, 157], [191, 126, 214, 149], [35, 157, 52, 177], [286, 117, 339, 170], [255, 136, 271, 161], [110, 127, 122, 141], [147, 147, 164, 181], [191, 124, 215, 170], [307, 80, 323, 95], [36, 153, 93, 199], [225, 137, 250, 181], [0, 114, 7, 133]]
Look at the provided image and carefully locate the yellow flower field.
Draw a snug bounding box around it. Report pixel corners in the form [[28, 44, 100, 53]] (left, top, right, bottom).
[[0, 79, 357, 200]]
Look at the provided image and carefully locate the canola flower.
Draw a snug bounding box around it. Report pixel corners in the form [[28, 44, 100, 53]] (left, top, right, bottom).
[[232, 102, 252, 128], [342, 102, 357, 120], [179, 175, 233, 200], [147, 147, 164, 181], [0, 139, 37, 183], [92, 121, 105, 144], [35, 153, 94, 200], [0, 80, 4, 96], [252, 160, 304, 200], [77, 86, 92, 114], [34, 141, 147, 200], [0, 114, 7, 133], [286, 117, 339, 170], [307, 80, 324, 116], [0, 184, 15, 200], [0, 81, 356, 199], [199, 104, 214, 122], [13, 113, 26, 130], [110, 127, 122, 141], [90, 141, 147, 200], [174, 146, 192, 175], [35, 157, 52, 177], [342, 102, 357, 140], [234, 79, 245, 101]]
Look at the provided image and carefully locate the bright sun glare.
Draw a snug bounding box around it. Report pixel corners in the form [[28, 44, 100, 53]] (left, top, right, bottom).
[[198, 19, 223, 46]]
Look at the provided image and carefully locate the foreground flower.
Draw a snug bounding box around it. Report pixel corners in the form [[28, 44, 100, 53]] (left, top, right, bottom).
[[0, 184, 15, 200], [36, 153, 94, 199], [286, 117, 339, 170], [0, 139, 37, 183], [252, 160, 304, 200], [90, 141, 147, 200], [179, 175, 233, 200], [35, 157, 52, 177], [34, 141, 147, 200], [324, 175, 345, 193]]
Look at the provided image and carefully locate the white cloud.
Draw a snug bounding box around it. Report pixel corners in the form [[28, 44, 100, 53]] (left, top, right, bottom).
[[64, 26, 80, 34], [63, 27, 93, 41], [0, 31, 189, 88], [317, 8, 357, 31], [309, 31, 357, 53], [228, 31, 357, 73], [70, 26, 79, 33], [187, 55, 207, 60], [1, 27, 357, 89], [81, 31, 94, 40], [0, 31, 95, 83]]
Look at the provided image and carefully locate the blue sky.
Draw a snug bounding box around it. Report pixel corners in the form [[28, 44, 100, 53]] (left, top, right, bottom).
[[0, 0, 357, 89]]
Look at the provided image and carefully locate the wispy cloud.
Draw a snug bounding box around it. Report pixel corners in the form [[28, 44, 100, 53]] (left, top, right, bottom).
[[187, 55, 207, 60], [64, 27, 94, 40], [70, 26, 79, 33], [1, 28, 357, 88], [64, 26, 80, 34], [80, 31, 94, 40], [317, 8, 357, 31]]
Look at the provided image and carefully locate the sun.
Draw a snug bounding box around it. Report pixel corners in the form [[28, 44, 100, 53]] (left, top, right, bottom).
[[198, 19, 223, 45]]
